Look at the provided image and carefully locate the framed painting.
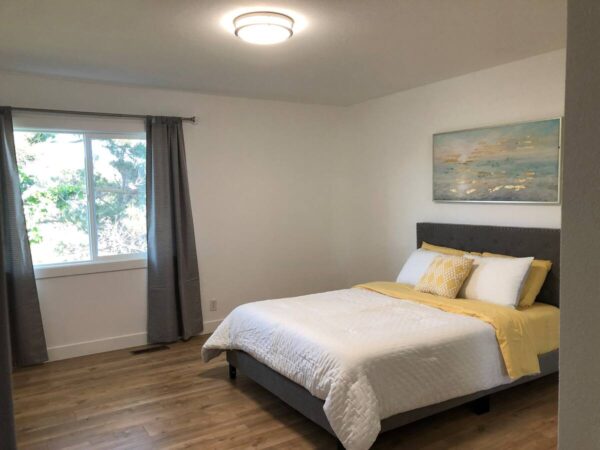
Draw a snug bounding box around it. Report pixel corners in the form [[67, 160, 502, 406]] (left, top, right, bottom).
[[433, 118, 562, 203]]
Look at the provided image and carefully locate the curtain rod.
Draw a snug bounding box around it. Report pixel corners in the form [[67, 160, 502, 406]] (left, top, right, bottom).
[[11, 106, 196, 123]]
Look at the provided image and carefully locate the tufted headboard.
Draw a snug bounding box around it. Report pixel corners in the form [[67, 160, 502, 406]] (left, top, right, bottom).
[[416, 223, 560, 307]]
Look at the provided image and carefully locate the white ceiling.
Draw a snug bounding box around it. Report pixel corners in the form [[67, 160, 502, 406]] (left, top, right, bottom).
[[0, 0, 566, 106]]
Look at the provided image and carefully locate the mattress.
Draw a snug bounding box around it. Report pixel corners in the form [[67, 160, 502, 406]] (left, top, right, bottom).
[[519, 302, 560, 355], [202, 288, 559, 450]]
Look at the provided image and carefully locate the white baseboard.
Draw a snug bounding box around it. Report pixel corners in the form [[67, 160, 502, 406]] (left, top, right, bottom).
[[47, 332, 148, 361], [201, 319, 223, 334], [47, 319, 223, 361]]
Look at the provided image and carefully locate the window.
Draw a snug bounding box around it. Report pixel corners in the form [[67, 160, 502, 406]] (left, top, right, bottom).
[[15, 129, 147, 268]]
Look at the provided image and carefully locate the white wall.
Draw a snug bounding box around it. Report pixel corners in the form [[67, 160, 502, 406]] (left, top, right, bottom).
[[559, 1, 600, 446], [0, 49, 566, 360], [333, 50, 565, 286], [0, 71, 347, 360]]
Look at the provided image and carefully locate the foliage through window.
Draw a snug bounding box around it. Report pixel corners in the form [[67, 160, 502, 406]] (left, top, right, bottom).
[[15, 130, 147, 266]]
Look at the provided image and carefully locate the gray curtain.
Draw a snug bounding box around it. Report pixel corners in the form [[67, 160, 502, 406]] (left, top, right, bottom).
[[0, 257, 17, 450], [1, 107, 49, 448], [146, 117, 203, 342]]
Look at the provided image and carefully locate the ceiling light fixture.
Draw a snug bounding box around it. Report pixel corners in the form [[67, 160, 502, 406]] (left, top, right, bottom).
[[234, 11, 294, 45]]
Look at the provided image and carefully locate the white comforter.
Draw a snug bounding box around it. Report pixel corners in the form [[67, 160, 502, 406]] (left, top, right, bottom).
[[202, 288, 511, 450]]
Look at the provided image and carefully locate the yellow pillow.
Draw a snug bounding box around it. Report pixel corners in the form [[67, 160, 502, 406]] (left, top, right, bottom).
[[422, 242, 481, 257], [415, 255, 474, 298], [482, 252, 552, 307]]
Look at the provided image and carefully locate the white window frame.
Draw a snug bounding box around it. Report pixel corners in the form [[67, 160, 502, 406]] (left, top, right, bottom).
[[15, 126, 148, 279]]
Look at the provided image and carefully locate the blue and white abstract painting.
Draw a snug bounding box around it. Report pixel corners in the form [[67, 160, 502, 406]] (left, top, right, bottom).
[[433, 119, 561, 203]]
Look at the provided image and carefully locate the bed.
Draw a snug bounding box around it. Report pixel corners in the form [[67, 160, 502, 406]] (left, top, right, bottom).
[[202, 223, 560, 450]]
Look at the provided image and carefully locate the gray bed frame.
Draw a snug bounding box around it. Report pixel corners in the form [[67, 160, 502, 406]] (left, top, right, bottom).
[[226, 223, 560, 448]]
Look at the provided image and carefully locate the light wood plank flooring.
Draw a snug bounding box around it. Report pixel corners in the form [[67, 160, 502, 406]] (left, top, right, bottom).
[[13, 336, 557, 449]]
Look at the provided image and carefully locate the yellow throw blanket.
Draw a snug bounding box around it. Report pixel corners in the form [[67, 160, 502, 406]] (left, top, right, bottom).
[[355, 282, 542, 379]]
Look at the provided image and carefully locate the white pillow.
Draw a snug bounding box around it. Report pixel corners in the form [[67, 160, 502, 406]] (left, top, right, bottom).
[[396, 249, 441, 285], [459, 255, 534, 307]]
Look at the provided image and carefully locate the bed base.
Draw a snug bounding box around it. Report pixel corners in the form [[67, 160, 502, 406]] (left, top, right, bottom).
[[226, 349, 558, 447]]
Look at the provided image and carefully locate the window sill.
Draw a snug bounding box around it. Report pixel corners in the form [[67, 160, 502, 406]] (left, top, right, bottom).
[[34, 258, 147, 280]]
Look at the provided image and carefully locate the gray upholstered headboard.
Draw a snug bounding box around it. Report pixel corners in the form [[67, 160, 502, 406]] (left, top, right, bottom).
[[416, 223, 560, 307]]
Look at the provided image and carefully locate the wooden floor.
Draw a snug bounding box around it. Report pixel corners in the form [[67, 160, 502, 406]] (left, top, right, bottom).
[[13, 336, 558, 450]]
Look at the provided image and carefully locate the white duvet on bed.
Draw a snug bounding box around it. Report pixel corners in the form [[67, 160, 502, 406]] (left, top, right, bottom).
[[202, 288, 512, 450]]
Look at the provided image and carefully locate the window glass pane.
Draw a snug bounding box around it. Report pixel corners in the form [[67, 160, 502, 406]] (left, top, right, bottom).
[[91, 137, 147, 257], [14, 131, 90, 265]]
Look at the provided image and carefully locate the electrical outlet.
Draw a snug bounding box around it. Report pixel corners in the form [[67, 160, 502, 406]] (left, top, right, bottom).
[[209, 300, 218, 312]]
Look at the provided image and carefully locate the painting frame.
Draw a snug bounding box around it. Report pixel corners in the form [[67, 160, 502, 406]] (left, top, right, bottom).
[[432, 117, 563, 204]]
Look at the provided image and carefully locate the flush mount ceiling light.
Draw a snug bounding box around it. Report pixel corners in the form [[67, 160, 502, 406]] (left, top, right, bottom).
[[234, 11, 294, 45]]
